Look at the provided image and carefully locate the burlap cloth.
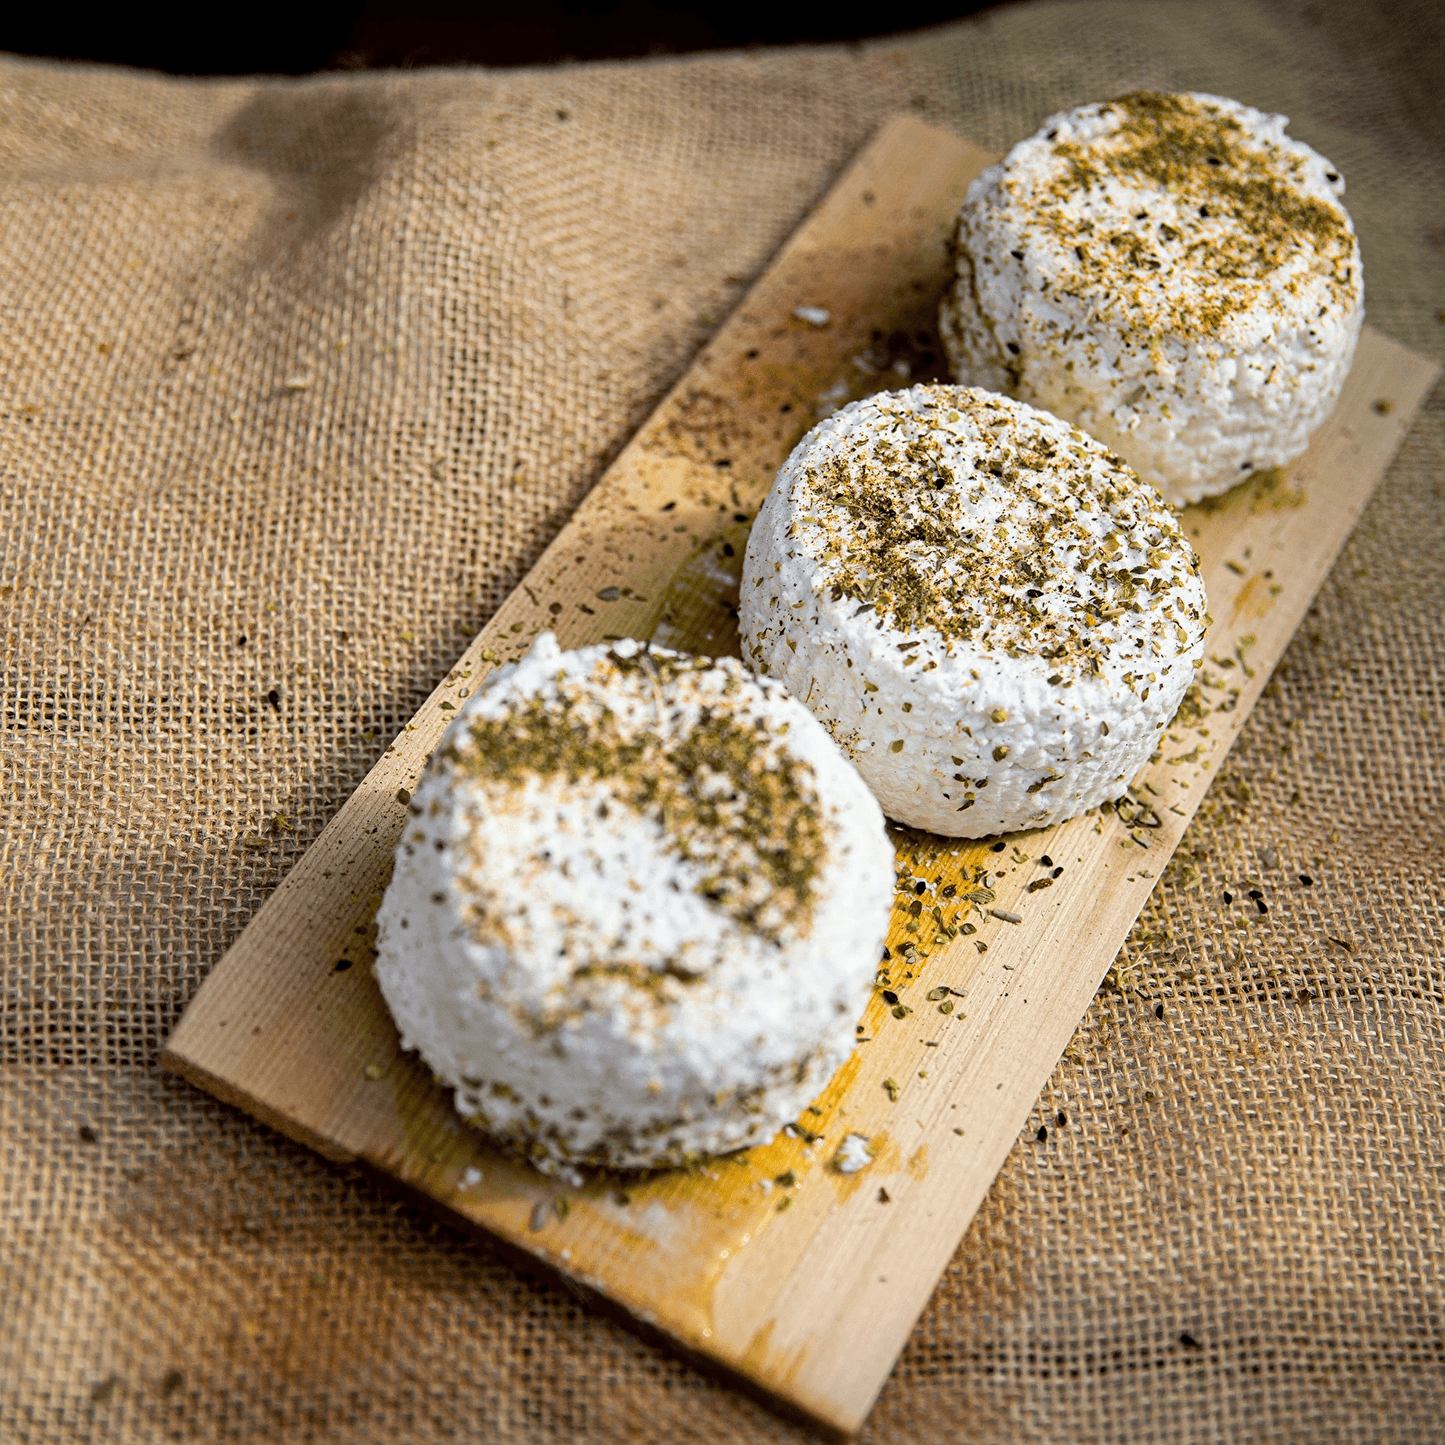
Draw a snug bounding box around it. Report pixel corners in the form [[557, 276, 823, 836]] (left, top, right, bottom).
[[4, 1, 1444, 1438]]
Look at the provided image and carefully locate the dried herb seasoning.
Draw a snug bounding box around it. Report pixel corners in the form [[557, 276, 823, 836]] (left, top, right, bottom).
[[775, 388, 1203, 678], [1038, 92, 1357, 339], [443, 647, 828, 946]]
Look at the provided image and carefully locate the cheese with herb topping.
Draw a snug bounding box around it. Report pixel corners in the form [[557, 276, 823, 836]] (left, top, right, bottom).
[[739, 385, 1209, 836], [939, 91, 1363, 504], [374, 633, 893, 1175]]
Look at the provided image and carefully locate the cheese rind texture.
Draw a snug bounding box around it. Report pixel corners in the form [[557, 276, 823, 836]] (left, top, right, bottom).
[[939, 91, 1363, 504], [375, 634, 894, 1175], [739, 385, 1209, 837]]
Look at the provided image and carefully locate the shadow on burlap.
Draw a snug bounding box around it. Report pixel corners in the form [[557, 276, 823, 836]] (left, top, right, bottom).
[[3, 1, 1444, 1439]]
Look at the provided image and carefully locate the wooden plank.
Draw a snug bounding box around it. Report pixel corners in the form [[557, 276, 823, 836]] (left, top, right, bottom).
[[161, 115, 1440, 1438]]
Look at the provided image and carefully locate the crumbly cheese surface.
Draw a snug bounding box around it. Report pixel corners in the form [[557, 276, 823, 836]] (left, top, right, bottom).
[[374, 634, 894, 1175], [939, 91, 1363, 504], [739, 386, 1209, 836]]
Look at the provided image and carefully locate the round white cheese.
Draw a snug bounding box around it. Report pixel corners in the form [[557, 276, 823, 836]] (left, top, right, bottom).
[[939, 91, 1363, 505], [739, 385, 1209, 836], [374, 634, 894, 1175]]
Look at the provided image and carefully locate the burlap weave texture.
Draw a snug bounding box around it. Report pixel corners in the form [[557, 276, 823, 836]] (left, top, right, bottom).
[[3, 1, 1444, 1439]]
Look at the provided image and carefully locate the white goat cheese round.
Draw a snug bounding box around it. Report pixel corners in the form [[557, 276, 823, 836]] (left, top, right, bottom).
[[739, 385, 1209, 836], [939, 91, 1363, 505], [374, 633, 894, 1176]]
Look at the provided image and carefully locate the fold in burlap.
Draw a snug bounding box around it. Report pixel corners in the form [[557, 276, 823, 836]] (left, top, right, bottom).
[[4, 2, 1444, 1439]]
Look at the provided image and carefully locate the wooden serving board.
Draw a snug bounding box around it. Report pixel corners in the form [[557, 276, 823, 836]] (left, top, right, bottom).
[[161, 116, 1439, 1437]]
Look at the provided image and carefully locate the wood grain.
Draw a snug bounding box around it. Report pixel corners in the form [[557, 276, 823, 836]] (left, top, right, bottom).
[[161, 115, 1440, 1438]]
